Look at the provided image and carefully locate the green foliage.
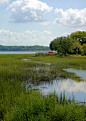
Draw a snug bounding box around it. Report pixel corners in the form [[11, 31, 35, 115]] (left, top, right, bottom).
[[70, 30, 86, 45], [81, 49, 85, 56], [39, 75, 50, 81], [82, 44, 86, 55], [64, 53, 69, 56], [5, 91, 86, 121], [49, 36, 74, 54], [50, 31, 86, 56], [59, 53, 63, 57], [70, 41, 82, 54], [0, 104, 6, 121], [0, 45, 50, 51], [0, 54, 86, 120]]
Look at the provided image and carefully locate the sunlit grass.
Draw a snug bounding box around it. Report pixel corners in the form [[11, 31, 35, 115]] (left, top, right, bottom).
[[4, 90, 86, 121], [31, 54, 86, 66], [0, 54, 86, 120]]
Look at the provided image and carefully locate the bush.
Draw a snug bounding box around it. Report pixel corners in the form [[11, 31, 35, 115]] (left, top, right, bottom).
[[5, 91, 86, 121], [59, 53, 63, 57], [0, 104, 6, 121], [81, 49, 85, 56], [64, 53, 69, 56]]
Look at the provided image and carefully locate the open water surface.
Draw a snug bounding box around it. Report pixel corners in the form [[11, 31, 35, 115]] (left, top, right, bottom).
[[0, 52, 36, 54], [63, 68, 86, 80], [26, 67, 86, 103]]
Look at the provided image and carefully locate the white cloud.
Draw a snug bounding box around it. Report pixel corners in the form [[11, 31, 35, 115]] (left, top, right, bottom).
[[44, 79, 86, 93], [61, 32, 69, 36], [54, 8, 86, 27], [57, 80, 86, 93], [39, 21, 50, 25], [0, 0, 9, 4], [44, 30, 52, 35], [7, 0, 53, 23], [0, 29, 54, 46], [41, 79, 86, 100]]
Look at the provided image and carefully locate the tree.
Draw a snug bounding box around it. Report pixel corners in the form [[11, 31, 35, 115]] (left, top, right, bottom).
[[50, 40, 55, 51], [70, 31, 86, 45], [49, 37, 74, 54], [70, 41, 82, 54], [0, 45, 50, 51], [82, 44, 86, 55]]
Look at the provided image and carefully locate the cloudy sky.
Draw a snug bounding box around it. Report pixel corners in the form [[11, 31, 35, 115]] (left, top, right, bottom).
[[0, 0, 86, 46]]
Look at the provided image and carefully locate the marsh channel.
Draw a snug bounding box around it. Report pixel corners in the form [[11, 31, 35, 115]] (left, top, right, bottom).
[[23, 58, 86, 104]]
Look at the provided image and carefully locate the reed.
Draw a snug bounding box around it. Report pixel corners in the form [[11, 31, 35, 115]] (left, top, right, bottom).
[[0, 54, 86, 120], [4, 90, 86, 121]]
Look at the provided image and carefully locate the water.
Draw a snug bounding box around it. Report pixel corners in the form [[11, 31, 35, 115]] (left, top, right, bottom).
[[26, 68, 86, 103], [63, 68, 86, 80], [22, 58, 86, 103], [0, 52, 36, 54]]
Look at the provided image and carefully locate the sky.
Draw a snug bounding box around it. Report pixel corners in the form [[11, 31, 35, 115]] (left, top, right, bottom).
[[0, 0, 86, 46]]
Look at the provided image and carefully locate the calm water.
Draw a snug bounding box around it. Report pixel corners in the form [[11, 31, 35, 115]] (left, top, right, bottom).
[[63, 68, 86, 80], [26, 68, 86, 103], [0, 52, 36, 54]]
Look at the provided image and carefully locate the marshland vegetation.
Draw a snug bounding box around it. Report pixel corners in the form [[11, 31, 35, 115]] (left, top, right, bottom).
[[0, 53, 86, 120]]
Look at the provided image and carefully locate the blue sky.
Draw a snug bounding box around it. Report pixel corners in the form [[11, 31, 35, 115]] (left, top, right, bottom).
[[0, 0, 86, 46]]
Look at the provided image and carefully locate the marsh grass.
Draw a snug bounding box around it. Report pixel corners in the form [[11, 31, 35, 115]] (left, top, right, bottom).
[[32, 54, 86, 66], [4, 90, 86, 121], [0, 54, 86, 120], [31, 55, 86, 82]]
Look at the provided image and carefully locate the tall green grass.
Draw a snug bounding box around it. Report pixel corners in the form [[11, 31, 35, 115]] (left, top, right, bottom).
[[31, 54, 86, 66], [0, 54, 86, 121], [4, 90, 86, 121]]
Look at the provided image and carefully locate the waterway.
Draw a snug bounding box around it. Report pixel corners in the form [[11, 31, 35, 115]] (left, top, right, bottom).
[[26, 67, 86, 103], [0, 52, 36, 54]]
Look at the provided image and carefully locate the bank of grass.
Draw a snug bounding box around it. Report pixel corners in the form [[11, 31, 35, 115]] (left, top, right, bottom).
[[30, 54, 86, 80], [31, 54, 86, 66], [0, 54, 86, 121], [5, 90, 86, 121]]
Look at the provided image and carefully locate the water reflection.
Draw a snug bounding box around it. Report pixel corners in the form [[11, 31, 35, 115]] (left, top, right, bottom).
[[26, 66, 86, 103], [63, 68, 86, 80], [0, 52, 36, 54], [26, 79, 86, 102]]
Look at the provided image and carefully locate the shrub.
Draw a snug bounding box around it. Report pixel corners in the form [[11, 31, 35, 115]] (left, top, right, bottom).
[[59, 53, 63, 57], [64, 53, 69, 56], [81, 49, 85, 56]]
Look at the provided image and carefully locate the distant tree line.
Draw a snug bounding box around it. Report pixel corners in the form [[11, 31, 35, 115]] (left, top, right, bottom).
[[0, 45, 50, 51], [50, 31, 86, 55]]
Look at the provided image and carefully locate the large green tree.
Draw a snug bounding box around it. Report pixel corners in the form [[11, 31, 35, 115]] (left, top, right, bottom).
[[82, 44, 86, 55], [70, 31, 86, 45], [50, 37, 74, 54], [70, 41, 82, 54]]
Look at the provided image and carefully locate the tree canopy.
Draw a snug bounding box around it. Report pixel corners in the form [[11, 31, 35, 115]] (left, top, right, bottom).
[[0, 45, 50, 51], [70, 31, 86, 45], [70, 41, 82, 54], [82, 44, 86, 55], [49, 31, 86, 55], [50, 36, 74, 54]]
